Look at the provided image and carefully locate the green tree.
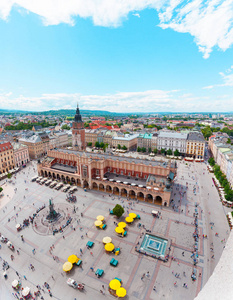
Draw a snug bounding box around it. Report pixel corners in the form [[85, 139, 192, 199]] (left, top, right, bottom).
[[117, 144, 121, 150], [7, 173, 12, 179], [137, 147, 141, 152], [174, 149, 180, 156], [87, 142, 92, 147], [122, 145, 127, 150], [141, 147, 146, 153], [61, 124, 70, 130], [100, 142, 105, 148], [153, 148, 158, 154], [167, 149, 172, 155], [0, 187, 3, 193], [95, 141, 100, 148], [208, 157, 215, 166], [148, 147, 152, 153], [161, 148, 166, 154], [113, 204, 125, 218]]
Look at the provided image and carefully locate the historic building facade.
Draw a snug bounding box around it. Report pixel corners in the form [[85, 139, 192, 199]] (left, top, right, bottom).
[[72, 104, 85, 150], [0, 141, 15, 174], [37, 149, 176, 206]]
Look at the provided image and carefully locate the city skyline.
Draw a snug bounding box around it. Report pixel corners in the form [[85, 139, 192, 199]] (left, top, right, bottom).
[[0, 1, 233, 112]]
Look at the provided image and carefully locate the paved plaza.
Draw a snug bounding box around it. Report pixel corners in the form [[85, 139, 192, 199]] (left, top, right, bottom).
[[0, 160, 231, 300]]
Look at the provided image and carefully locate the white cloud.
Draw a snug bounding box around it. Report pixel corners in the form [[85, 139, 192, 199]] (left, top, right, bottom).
[[133, 13, 140, 18], [0, 89, 232, 112], [219, 72, 233, 86], [0, 1, 233, 57]]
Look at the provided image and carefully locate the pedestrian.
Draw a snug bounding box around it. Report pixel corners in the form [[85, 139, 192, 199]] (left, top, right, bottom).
[[80, 248, 82, 253], [16, 271, 19, 276], [146, 271, 150, 278], [102, 285, 105, 289], [90, 252, 93, 256], [153, 285, 156, 291], [90, 267, 94, 272]]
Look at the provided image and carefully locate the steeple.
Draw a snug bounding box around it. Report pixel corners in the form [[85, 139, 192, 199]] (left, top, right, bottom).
[[74, 102, 82, 123]]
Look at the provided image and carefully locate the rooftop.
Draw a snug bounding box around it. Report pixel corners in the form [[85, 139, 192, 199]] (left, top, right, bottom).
[[158, 131, 188, 139], [51, 163, 77, 174], [56, 149, 174, 168]]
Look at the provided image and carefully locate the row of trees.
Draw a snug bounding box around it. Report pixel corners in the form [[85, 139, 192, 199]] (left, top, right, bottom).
[[208, 158, 233, 202], [201, 125, 233, 140], [5, 121, 57, 131], [137, 147, 180, 156]]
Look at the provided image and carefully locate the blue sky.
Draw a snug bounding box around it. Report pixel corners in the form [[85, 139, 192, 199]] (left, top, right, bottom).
[[0, 1, 233, 112]]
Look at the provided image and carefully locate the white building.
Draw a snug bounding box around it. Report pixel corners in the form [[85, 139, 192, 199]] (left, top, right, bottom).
[[157, 131, 188, 154], [12, 142, 30, 167]]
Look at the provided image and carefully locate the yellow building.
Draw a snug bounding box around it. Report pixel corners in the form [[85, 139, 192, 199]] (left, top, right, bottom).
[[186, 131, 205, 159], [0, 141, 15, 174]]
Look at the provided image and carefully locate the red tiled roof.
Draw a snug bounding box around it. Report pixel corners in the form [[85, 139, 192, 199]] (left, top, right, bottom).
[[0, 141, 12, 152]]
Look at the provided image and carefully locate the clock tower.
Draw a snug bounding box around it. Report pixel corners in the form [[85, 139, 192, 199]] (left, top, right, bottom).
[[72, 103, 85, 151]]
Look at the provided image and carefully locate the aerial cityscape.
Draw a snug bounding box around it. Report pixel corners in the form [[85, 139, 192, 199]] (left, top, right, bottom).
[[0, 1, 233, 300]]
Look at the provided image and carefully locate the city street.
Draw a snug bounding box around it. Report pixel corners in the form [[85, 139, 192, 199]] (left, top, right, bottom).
[[0, 160, 230, 300]]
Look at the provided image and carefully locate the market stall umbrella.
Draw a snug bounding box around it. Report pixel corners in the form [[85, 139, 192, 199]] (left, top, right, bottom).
[[63, 261, 73, 272], [94, 220, 102, 227], [97, 215, 104, 221], [118, 222, 126, 228], [109, 279, 121, 290], [115, 227, 124, 234], [105, 243, 115, 252], [125, 217, 134, 223], [68, 255, 79, 264], [12, 280, 18, 288], [116, 287, 127, 297], [22, 287, 30, 297], [128, 213, 137, 219], [102, 237, 112, 244]]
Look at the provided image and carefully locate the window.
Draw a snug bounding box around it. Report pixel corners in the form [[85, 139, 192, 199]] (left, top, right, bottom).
[[128, 172, 131, 176], [121, 171, 123, 175], [144, 175, 147, 179], [96, 169, 99, 175]]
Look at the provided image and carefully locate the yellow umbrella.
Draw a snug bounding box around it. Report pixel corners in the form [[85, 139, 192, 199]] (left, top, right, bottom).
[[109, 279, 121, 290], [95, 220, 102, 227], [97, 215, 104, 221], [129, 213, 137, 219], [118, 222, 126, 228], [125, 217, 134, 223], [103, 236, 112, 244], [116, 287, 127, 297], [105, 243, 115, 252], [68, 255, 79, 264], [115, 227, 124, 234], [63, 261, 73, 272]]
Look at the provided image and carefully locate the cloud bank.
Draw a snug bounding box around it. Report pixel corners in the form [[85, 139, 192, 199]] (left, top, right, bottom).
[[0, 89, 232, 112], [0, 1, 233, 58]]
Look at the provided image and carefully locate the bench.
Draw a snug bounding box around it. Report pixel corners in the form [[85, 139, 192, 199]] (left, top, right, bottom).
[[76, 259, 82, 266], [115, 277, 122, 283], [95, 269, 104, 278], [114, 247, 120, 255], [110, 210, 113, 215], [123, 230, 127, 237], [86, 241, 94, 248], [136, 214, 141, 220], [110, 258, 118, 267]]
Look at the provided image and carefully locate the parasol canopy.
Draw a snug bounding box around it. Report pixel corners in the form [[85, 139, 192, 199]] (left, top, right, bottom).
[[109, 279, 121, 290], [68, 255, 79, 264], [22, 287, 30, 297], [115, 227, 124, 234], [125, 217, 134, 223], [128, 213, 137, 219], [118, 222, 126, 228], [12, 280, 18, 288], [102, 237, 112, 244], [96, 215, 104, 221], [94, 220, 102, 227], [63, 261, 73, 272], [116, 287, 127, 297], [105, 243, 115, 252]]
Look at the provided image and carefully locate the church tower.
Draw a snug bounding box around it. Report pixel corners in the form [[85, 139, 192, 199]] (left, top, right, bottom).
[[72, 103, 85, 151]]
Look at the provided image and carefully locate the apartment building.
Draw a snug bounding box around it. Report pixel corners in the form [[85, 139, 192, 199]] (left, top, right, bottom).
[[112, 134, 139, 150], [12, 143, 30, 167], [157, 131, 188, 154], [19, 135, 44, 159], [0, 141, 15, 174], [186, 131, 205, 159]]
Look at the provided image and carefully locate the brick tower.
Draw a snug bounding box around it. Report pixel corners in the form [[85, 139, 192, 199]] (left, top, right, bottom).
[[72, 103, 85, 150]]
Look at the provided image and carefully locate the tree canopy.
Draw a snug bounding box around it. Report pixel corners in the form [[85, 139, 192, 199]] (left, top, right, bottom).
[[113, 204, 125, 218]]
